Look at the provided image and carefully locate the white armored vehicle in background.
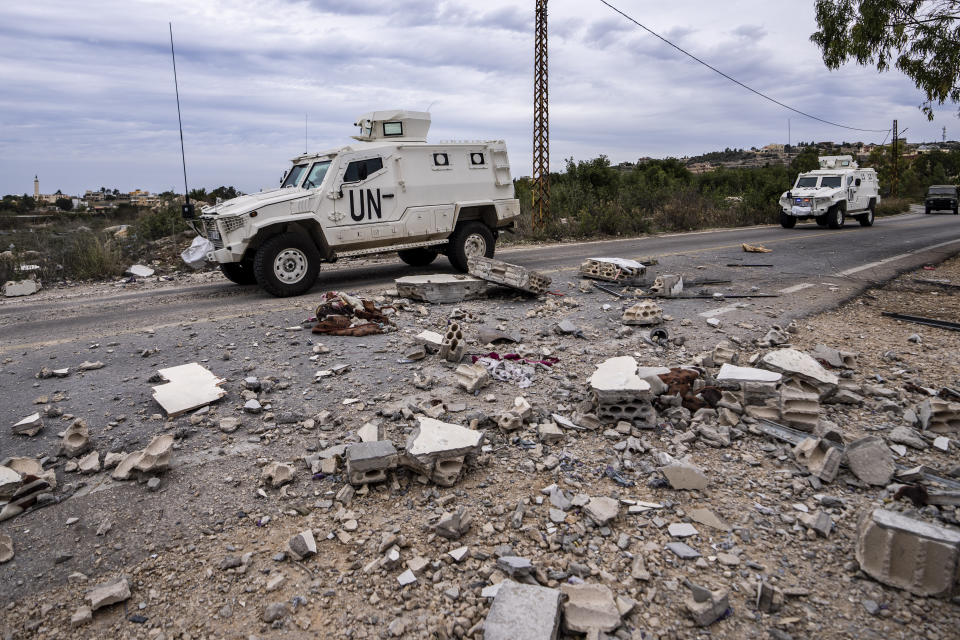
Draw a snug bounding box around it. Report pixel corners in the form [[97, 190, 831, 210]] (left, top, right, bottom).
[[195, 110, 521, 296], [778, 155, 879, 229]]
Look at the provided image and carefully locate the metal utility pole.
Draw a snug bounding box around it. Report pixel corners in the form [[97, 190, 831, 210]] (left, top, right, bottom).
[[532, 0, 550, 229], [891, 119, 898, 198]]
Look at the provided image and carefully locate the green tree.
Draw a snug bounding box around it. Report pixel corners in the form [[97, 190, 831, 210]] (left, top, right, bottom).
[[811, 1, 960, 118], [209, 186, 241, 201], [55, 197, 73, 211]]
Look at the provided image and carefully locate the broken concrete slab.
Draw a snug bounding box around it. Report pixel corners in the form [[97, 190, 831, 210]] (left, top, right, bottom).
[[70, 606, 92, 627], [12, 413, 42, 437], [687, 507, 731, 531], [760, 348, 838, 397], [483, 580, 561, 640], [661, 461, 708, 490], [86, 576, 131, 610], [467, 256, 551, 295], [579, 257, 646, 284], [560, 582, 621, 636], [151, 363, 226, 417], [798, 511, 833, 537], [855, 508, 960, 597], [622, 300, 662, 326], [357, 422, 382, 443], [3, 279, 40, 297], [716, 364, 782, 383], [845, 436, 895, 486], [0, 466, 20, 500], [583, 496, 619, 526], [394, 274, 486, 304], [668, 522, 699, 538], [345, 440, 398, 485], [134, 434, 174, 473], [125, 264, 155, 278], [414, 330, 443, 351], [403, 417, 484, 486], [889, 426, 928, 450], [810, 344, 858, 369]]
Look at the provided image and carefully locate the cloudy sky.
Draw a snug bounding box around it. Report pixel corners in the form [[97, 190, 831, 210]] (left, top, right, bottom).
[[0, 0, 955, 197]]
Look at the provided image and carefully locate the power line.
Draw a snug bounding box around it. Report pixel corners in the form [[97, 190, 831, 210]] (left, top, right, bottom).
[[598, 0, 891, 134]]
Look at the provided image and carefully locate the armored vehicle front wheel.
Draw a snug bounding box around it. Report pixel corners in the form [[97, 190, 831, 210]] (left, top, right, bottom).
[[398, 248, 439, 266], [815, 214, 828, 226], [448, 222, 495, 272], [253, 232, 320, 297], [220, 261, 257, 285], [779, 213, 797, 229], [827, 205, 845, 229]]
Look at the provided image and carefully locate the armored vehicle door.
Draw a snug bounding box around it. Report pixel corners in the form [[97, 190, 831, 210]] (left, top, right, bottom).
[[331, 154, 399, 226]]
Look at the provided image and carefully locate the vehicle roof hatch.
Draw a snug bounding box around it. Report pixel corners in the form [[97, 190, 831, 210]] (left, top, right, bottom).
[[352, 110, 430, 143]]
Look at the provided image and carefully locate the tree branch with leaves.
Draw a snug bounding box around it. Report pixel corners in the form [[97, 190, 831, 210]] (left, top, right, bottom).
[[811, 0, 960, 118]]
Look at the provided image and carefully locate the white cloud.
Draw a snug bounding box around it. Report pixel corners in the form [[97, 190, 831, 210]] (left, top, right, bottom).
[[0, 0, 954, 197]]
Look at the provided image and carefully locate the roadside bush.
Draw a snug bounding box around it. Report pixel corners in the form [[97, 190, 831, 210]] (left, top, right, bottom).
[[134, 204, 189, 242], [876, 197, 914, 217]]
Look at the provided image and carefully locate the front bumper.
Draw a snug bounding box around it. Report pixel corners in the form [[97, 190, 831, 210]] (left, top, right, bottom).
[[926, 199, 956, 209]]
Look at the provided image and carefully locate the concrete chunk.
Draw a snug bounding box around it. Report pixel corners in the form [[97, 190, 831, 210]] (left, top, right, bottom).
[[917, 398, 960, 433], [288, 530, 317, 560], [855, 508, 960, 597], [622, 300, 662, 326], [661, 461, 708, 490], [716, 364, 782, 383], [793, 437, 841, 483], [402, 417, 483, 486], [467, 256, 551, 295], [780, 384, 820, 432], [345, 440, 398, 485], [483, 580, 561, 640], [86, 576, 131, 610], [454, 363, 490, 393], [579, 257, 646, 284], [583, 496, 619, 526], [12, 412, 43, 437], [685, 588, 730, 626], [560, 582, 621, 636], [761, 348, 838, 396], [650, 274, 683, 297], [394, 274, 486, 303], [845, 436, 895, 486], [3, 279, 40, 297]]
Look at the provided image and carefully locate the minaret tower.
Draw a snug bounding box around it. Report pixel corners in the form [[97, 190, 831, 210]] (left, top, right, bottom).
[[34, 175, 39, 200]]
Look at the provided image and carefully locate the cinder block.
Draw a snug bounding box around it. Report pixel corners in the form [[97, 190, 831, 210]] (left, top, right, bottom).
[[579, 257, 646, 284], [649, 274, 683, 297], [595, 400, 657, 428], [439, 323, 465, 362], [793, 437, 841, 483], [622, 300, 662, 326], [454, 363, 489, 393], [711, 341, 739, 366], [467, 256, 551, 295], [780, 384, 819, 432], [918, 398, 960, 434], [345, 441, 398, 485], [855, 508, 960, 598]]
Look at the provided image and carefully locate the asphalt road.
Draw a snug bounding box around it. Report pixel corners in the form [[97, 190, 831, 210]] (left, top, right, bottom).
[[2, 208, 959, 354], [0, 208, 958, 604]]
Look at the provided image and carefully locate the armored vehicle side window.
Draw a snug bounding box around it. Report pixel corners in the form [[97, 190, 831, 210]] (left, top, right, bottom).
[[433, 153, 450, 167], [796, 177, 818, 188], [343, 157, 384, 182], [303, 161, 331, 189], [470, 152, 485, 166], [383, 121, 403, 136], [282, 164, 308, 188], [821, 176, 841, 188]]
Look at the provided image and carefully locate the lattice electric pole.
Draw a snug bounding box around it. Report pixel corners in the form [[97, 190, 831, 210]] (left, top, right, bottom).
[[532, 0, 550, 229], [891, 119, 898, 198]]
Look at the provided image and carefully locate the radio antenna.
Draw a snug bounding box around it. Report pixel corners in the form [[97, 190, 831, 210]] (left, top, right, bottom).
[[305, 113, 308, 153], [169, 22, 195, 219]]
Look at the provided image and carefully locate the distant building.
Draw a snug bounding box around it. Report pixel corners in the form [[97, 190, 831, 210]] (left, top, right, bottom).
[[762, 143, 785, 153]]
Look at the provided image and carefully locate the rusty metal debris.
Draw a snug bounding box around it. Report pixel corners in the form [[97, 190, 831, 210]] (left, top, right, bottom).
[[881, 312, 960, 332]]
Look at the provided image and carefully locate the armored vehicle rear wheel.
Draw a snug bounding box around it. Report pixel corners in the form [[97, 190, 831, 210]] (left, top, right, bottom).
[[858, 207, 875, 227], [253, 232, 320, 297], [925, 206, 931, 214], [828, 205, 845, 229], [220, 260, 257, 285], [398, 248, 439, 267], [448, 222, 495, 272], [779, 213, 797, 229]]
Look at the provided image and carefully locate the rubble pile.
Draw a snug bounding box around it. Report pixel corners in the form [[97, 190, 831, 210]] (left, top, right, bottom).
[[2, 256, 960, 639]]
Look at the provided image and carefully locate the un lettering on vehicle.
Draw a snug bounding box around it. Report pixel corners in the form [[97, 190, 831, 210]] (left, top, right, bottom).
[[348, 189, 382, 222]]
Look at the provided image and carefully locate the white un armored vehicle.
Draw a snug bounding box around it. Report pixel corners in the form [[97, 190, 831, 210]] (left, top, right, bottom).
[[195, 110, 521, 296], [778, 155, 879, 229]]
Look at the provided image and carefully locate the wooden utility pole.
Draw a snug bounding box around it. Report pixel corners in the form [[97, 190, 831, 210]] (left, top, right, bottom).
[[532, 0, 550, 229]]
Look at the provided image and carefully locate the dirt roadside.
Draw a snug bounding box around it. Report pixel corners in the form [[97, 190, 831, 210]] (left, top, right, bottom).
[[1, 254, 959, 640]]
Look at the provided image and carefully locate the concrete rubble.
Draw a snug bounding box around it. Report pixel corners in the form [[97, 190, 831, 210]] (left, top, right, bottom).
[[560, 582, 621, 637], [845, 436, 895, 485], [60, 419, 90, 457], [151, 363, 226, 416], [588, 356, 654, 425], [402, 417, 484, 486], [439, 323, 465, 362], [793, 437, 841, 483], [760, 348, 839, 397], [0, 531, 13, 563], [3, 278, 41, 297], [454, 363, 490, 393], [579, 257, 646, 284], [394, 274, 485, 303], [467, 256, 551, 295], [916, 397, 960, 433], [86, 576, 131, 611], [483, 580, 560, 640], [650, 273, 683, 297], [125, 264, 155, 278], [855, 509, 960, 597], [12, 412, 43, 437], [622, 300, 662, 326], [345, 440, 398, 485]]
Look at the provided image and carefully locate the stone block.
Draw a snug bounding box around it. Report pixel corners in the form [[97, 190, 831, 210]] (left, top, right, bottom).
[[793, 437, 841, 482], [345, 440, 398, 485], [560, 582, 621, 636], [454, 363, 489, 393], [483, 580, 561, 640], [3, 279, 40, 297], [780, 384, 820, 432], [467, 256, 551, 295], [394, 274, 486, 303], [845, 436, 895, 486], [579, 257, 646, 284], [439, 323, 465, 363], [622, 300, 662, 326], [650, 274, 683, 297], [855, 508, 960, 597], [711, 341, 739, 366]]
